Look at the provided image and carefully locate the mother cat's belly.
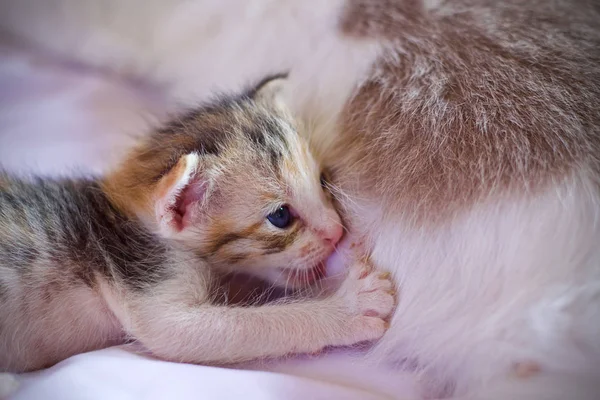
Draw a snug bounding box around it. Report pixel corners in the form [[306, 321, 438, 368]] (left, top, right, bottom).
[[329, 176, 600, 396]]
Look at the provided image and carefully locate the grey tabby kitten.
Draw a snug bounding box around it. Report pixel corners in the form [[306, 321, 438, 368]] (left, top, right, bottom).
[[0, 76, 395, 373]]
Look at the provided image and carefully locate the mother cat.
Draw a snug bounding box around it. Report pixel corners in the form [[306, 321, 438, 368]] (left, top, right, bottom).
[[1, 0, 599, 398]]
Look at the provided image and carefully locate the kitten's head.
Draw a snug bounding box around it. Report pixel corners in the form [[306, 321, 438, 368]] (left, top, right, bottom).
[[104, 76, 342, 288]]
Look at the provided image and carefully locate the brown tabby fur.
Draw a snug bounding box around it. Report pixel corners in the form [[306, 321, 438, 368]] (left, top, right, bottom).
[[330, 0, 600, 224]]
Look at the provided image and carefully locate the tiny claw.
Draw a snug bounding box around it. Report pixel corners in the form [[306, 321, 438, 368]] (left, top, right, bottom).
[[308, 350, 322, 357], [387, 289, 396, 297], [383, 321, 391, 330], [514, 361, 541, 379], [358, 268, 370, 279], [379, 271, 391, 280]]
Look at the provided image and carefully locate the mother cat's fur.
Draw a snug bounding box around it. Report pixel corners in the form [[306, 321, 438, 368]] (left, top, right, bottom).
[[1, 0, 599, 398]]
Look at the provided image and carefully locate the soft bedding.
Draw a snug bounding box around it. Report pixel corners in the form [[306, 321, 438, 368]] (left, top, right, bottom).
[[9, 347, 415, 400]]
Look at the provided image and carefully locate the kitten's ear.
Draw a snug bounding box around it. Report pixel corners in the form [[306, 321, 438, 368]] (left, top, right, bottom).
[[153, 153, 210, 236], [251, 73, 289, 110]]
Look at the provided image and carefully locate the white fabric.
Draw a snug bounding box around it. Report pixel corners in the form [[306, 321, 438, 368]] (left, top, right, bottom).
[[8, 347, 418, 399]]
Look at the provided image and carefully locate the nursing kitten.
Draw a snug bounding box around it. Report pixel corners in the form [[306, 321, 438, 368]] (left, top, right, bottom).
[[3, 0, 599, 398], [0, 76, 395, 373]]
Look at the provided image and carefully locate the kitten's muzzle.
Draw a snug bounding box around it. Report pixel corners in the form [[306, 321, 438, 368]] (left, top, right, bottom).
[[277, 261, 326, 286]]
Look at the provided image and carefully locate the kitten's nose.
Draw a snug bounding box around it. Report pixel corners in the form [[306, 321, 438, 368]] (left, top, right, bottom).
[[321, 223, 343, 246]]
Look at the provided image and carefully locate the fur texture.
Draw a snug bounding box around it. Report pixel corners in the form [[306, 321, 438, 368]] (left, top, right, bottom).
[[0, 0, 599, 398]]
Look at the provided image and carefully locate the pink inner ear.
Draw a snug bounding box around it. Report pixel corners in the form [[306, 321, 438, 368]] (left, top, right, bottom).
[[174, 180, 208, 230]]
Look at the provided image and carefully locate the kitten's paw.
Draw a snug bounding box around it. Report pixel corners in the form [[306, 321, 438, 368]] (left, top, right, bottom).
[[332, 260, 397, 344]]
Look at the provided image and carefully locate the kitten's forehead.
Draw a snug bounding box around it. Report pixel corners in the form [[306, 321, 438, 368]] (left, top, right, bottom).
[[235, 104, 316, 182], [282, 135, 319, 182], [279, 135, 325, 209], [218, 99, 322, 206], [244, 112, 294, 168]]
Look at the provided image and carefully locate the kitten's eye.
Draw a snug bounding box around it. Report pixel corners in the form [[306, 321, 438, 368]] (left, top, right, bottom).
[[267, 205, 292, 229]]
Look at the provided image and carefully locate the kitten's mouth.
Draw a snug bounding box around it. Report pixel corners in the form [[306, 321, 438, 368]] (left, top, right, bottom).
[[278, 262, 326, 287]]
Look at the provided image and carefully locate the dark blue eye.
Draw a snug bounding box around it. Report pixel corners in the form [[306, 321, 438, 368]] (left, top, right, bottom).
[[320, 173, 327, 188], [267, 205, 292, 229]]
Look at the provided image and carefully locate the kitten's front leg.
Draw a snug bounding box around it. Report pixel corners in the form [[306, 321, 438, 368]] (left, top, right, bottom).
[[120, 261, 395, 365]]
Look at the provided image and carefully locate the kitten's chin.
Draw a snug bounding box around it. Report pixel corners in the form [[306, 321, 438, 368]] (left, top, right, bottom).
[[264, 262, 326, 289]]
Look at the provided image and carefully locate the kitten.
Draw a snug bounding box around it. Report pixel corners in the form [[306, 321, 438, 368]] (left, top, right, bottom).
[[0, 76, 395, 373]]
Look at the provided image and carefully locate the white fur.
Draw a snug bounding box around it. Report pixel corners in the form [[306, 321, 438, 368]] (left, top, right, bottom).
[[360, 177, 600, 397], [0, 1, 599, 398]]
